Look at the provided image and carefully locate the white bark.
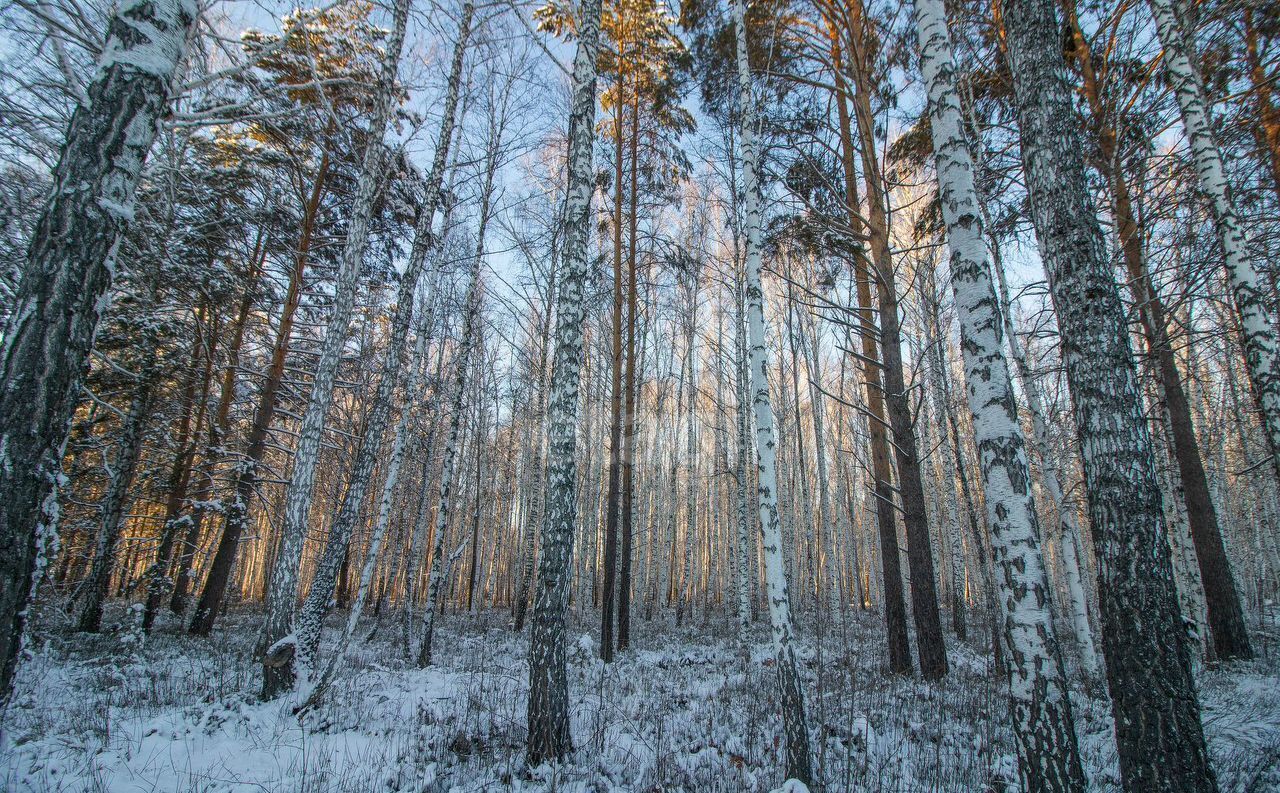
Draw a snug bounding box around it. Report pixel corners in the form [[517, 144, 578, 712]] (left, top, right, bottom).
[[1147, 0, 1280, 486], [734, 0, 811, 782], [992, 250, 1100, 679], [291, 1, 475, 685], [259, 0, 413, 700], [0, 0, 197, 700], [912, 0, 1086, 786]]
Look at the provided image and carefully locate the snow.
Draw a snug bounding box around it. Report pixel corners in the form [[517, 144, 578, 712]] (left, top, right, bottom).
[[4, 607, 1280, 791]]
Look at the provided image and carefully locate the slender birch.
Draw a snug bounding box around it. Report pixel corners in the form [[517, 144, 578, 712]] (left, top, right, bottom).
[[292, 2, 475, 682], [1147, 0, 1280, 490], [418, 129, 501, 668], [525, 0, 603, 761], [734, 0, 811, 783], [257, 0, 414, 700], [912, 0, 1086, 786]]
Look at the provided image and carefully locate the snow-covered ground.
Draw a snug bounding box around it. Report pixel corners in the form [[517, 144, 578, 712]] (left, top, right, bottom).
[[3, 605, 1279, 791]]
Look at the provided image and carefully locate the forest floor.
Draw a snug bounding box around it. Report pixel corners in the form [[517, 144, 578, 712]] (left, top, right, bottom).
[[2, 603, 1280, 792]]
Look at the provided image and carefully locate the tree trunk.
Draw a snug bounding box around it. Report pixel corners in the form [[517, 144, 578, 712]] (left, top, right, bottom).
[[830, 37, 913, 677], [617, 95, 641, 654], [735, 0, 812, 783], [143, 304, 215, 632], [78, 350, 158, 633], [1147, 0, 1280, 491], [188, 149, 329, 637], [291, 2, 473, 683], [999, 0, 1218, 788], [912, 0, 1087, 785], [417, 126, 499, 668], [525, 0, 602, 762], [258, 0, 413, 701], [0, 0, 197, 700]]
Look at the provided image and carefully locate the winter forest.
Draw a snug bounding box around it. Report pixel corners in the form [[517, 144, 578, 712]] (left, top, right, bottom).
[[1, 0, 1280, 788]]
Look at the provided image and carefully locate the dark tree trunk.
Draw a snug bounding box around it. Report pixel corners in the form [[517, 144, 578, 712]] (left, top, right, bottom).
[[831, 32, 913, 677], [0, 0, 197, 698], [1061, 3, 1250, 662], [1000, 0, 1219, 788]]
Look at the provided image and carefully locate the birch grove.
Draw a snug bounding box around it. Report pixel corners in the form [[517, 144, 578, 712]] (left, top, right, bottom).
[[3, 0, 1279, 788]]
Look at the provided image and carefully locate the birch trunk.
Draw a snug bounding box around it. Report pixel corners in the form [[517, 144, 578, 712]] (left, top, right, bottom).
[[999, 0, 1217, 787], [258, 0, 412, 700], [417, 124, 502, 667], [734, 267, 753, 630], [734, 0, 812, 782], [991, 246, 1099, 678], [0, 0, 197, 699], [292, 2, 473, 682], [912, 0, 1086, 785], [1147, 0, 1280, 491], [525, 0, 603, 761]]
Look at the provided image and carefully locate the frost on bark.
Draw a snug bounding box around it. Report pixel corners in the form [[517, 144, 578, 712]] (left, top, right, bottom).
[[0, 0, 196, 701], [999, 0, 1218, 789], [1147, 0, 1280, 493], [734, 267, 754, 631], [734, 0, 811, 783], [292, 1, 474, 685], [912, 0, 1086, 786], [259, 0, 412, 701], [525, 0, 603, 763], [920, 278, 967, 642]]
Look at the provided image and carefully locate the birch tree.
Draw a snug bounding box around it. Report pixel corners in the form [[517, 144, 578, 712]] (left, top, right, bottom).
[[911, 0, 1086, 785], [734, 0, 811, 782], [999, 0, 1218, 787], [0, 0, 197, 700], [1147, 0, 1280, 496], [525, 0, 603, 762], [259, 0, 413, 700], [292, 0, 475, 684]]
